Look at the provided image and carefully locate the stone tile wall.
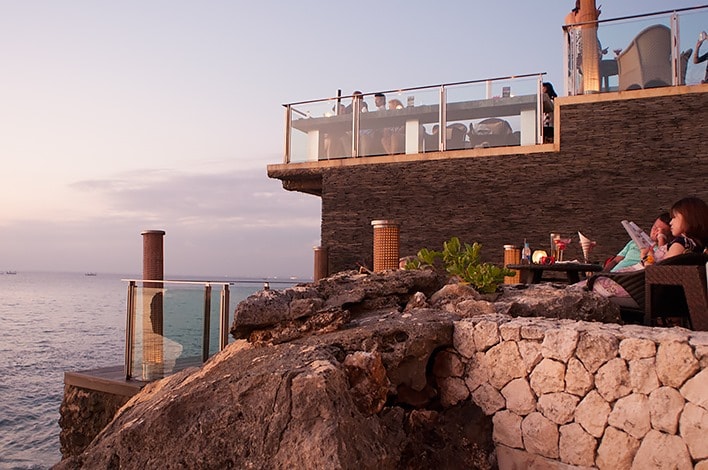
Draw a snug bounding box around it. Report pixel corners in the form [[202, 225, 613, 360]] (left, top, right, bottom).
[[321, 90, 708, 273], [434, 314, 708, 469]]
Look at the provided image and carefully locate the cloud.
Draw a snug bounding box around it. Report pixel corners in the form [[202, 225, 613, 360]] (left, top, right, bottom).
[[2, 167, 321, 278]]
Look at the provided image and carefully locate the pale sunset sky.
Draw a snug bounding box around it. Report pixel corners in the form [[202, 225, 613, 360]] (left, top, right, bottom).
[[1, 1, 705, 278]]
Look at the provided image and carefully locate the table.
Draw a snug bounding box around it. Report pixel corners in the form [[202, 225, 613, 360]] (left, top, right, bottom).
[[507, 263, 603, 284], [290, 94, 539, 160]]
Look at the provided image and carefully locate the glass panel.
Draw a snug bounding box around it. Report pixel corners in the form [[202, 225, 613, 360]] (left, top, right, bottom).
[[446, 76, 540, 149], [359, 89, 440, 156], [678, 9, 708, 85], [289, 100, 352, 163], [593, 15, 673, 92]]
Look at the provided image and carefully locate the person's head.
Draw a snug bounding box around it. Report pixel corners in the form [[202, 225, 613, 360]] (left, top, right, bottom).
[[649, 212, 671, 242], [388, 99, 404, 110], [374, 93, 386, 108], [543, 82, 558, 99], [669, 196, 708, 245]]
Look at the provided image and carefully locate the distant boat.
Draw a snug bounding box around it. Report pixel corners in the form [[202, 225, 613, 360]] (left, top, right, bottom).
[[84, 272, 97, 277], [6, 271, 17, 275]]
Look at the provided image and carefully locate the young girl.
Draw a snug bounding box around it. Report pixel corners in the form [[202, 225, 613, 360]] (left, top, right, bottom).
[[665, 196, 708, 256]]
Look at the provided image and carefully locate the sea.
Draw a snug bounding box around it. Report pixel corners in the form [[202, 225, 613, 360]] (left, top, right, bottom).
[[0, 271, 299, 470]]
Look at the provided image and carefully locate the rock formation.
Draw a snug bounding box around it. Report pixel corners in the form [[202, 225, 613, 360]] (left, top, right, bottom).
[[56, 269, 628, 468]]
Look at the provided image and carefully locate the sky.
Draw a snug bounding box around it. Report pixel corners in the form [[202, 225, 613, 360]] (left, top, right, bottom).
[[1, 1, 705, 279]]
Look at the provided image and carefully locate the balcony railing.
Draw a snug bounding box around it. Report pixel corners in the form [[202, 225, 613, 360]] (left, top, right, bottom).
[[283, 73, 546, 164], [123, 279, 232, 380], [564, 5, 708, 95]]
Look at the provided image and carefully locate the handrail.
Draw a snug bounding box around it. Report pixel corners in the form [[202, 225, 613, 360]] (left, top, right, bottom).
[[282, 72, 546, 107], [563, 4, 708, 29]]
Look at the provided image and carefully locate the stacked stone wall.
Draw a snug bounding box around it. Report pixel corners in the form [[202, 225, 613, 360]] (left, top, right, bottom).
[[321, 90, 708, 273], [433, 314, 708, 469]]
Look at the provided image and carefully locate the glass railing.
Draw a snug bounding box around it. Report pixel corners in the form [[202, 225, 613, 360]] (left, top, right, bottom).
[[123, 279, 231, 380], [564, 5, 708, 95], [283, 73, 546, 164]]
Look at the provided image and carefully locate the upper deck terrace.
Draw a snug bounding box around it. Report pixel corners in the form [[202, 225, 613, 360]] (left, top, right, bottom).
[[268, 7, 708, 275], [269, 5, 708, 196]]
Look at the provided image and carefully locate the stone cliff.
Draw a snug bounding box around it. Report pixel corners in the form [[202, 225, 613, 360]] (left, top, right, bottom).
[[57, 270, 707, 469]]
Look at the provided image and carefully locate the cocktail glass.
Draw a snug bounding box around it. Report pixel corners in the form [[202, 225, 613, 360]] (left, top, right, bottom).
[[550, 233, 561, 259], [554, 237, 572, 262]]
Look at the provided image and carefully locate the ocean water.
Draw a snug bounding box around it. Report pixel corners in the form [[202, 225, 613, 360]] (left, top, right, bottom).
[[0, 272, 292, 469]]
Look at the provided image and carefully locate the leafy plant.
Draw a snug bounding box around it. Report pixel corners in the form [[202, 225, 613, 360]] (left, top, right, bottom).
[[405, 236, 513, 294]]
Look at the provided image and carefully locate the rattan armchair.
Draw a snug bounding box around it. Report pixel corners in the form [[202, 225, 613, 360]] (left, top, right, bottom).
[[587, 252, 708, 329]]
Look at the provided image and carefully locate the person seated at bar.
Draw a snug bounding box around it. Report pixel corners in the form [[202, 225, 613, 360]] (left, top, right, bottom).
[[325, 91, 368, 158]]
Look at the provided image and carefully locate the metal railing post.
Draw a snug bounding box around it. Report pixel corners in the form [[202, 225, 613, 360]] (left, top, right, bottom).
[[284, 105, 292, 163], [219, 284, 230, 350], [671, 12, 680, 86], [352, 96, 360, 157], [202, 284, 212, 362], [438, 86, 446, 152], [124, 281, 136, 379], [537, 74, 544, 145]]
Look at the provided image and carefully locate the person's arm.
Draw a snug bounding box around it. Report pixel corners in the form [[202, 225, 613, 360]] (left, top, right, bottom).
[[604, 255, 624, 271], [665, 242, 685, 259], [694, 39, 707, 64]]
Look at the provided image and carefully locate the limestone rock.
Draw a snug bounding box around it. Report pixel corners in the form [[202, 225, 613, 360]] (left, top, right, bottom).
[[471, 383, 505, 416], [231, 269, 445, 339], [631, 429, 692, 470], [529, 358, 566, 396], [453, 320, 477, 358], [473, 320, 501, 352], [655, 341, 700, 388], [576, 330, 619, 374], [595, 358, 631, 402], [456, 299, 496, 317], [464, 352, 489, 393], [521, 412, 559, 459], [680, 367, 708, 409], [429, 282, 481, 308], [495, 284, 621, 323], [492, 410, 523, 449], [596, 426, 640, 470], [405, 291, 429, 310], [679, 402, 708, 460], [541, 328, 579, 363], [565, 357, 594, 397], [628, 358, 659, 395], [485, 341, 526, 389], [517, 340, 543, 374], [619, 337, 656, 361], [501, 378, 537, 416], [432, 349, 464, 378], [438, 376, 470, 407], [559, 423, 597, 467], [537, 392, 579, 425], [499, 321, 521, 341], [607, 393, 651, 439], [575, 390, 611, 438], [649, 387, 685, 435], [343, 351, 390, 415]]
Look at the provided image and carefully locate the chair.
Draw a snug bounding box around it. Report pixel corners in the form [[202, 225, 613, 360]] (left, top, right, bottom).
[[587, 252, 708, 329], [617, 24, 672, 91]]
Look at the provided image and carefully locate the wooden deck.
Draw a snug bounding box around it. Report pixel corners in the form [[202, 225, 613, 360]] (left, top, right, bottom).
[[64, 357, 204, 397]]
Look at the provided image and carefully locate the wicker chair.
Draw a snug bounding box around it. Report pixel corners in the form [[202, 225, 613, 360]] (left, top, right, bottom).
[[617, 24, 672, 91], [587, 252, 708, 329]]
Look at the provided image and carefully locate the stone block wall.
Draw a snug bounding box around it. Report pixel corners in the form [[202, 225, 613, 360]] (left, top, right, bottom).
[[320, 88, 708, 273], [433, 314, 708, 469]]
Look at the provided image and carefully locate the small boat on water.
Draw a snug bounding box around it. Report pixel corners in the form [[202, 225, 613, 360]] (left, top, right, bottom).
[[84, 272, 97, 277], [6, 271, 17, 275]]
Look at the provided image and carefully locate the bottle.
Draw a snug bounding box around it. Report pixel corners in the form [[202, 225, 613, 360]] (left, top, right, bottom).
[[522, 239, 531, 264]]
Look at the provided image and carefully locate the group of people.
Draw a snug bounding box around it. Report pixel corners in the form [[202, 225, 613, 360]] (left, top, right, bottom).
[[590, 196, 708, 309], [324, 91, 407, 158]]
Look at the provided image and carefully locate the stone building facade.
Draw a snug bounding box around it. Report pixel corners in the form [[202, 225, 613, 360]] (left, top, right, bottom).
[[269, 86, 708, 275]]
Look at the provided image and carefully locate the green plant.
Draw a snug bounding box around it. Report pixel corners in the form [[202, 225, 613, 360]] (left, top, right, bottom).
[[405, 236, 514, 294]]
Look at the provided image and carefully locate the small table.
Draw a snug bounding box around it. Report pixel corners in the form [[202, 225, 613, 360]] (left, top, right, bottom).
[[507, 263, 603, 284]]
